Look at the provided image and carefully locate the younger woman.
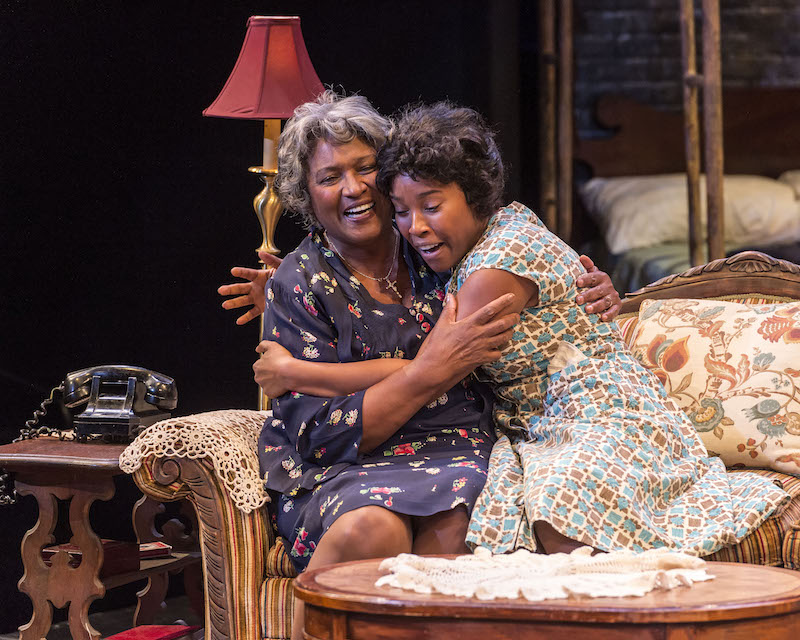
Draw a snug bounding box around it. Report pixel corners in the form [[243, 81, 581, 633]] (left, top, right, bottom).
[[376, 102, 788, 555]]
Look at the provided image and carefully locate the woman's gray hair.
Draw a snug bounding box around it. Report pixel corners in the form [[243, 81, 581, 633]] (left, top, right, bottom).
[[275, 90, 391, 228]]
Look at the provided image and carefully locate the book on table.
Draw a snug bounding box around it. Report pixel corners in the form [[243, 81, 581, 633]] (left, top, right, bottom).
[[138, 541, 174, 559], [41, 539, 174, 577]]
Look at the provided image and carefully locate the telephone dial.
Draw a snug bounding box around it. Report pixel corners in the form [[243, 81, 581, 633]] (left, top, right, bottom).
[[23, 365, 177, 442]]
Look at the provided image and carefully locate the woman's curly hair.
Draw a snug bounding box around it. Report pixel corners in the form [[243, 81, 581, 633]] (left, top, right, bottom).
[[275, 90, 391, 228], [376, 102, 505, 219]]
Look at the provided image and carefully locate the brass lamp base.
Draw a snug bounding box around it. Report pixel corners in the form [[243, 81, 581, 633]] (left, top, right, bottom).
[[247, 166, 282, 257]]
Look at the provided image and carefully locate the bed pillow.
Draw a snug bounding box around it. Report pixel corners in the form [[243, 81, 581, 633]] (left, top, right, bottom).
[[628, 298, 800, 476], [580, 174, 800, 254], [779, 170, 800, 199]]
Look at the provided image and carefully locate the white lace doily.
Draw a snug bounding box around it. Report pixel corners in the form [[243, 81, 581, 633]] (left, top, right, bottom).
[[119, 409, 271, 513], [376, 546, 712, 601]]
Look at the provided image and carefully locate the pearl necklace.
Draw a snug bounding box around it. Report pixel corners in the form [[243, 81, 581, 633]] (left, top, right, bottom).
[[324, 229, 402, 299]]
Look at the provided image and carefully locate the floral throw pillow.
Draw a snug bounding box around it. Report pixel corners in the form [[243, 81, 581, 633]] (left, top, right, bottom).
[[629, 298, 800, 476]]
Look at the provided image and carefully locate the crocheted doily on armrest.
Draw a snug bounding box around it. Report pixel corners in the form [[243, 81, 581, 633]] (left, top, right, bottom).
[[119, 409, 271, 513], [376, 546, 712, 601]]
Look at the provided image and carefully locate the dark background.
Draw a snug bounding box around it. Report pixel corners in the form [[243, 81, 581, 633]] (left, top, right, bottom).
[[0, 0, 533, 631], [4, 0, 797, 632]]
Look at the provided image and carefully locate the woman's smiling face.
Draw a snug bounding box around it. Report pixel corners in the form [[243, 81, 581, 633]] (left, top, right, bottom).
[[390, 175, 488, 272], [307, 138, 393, 251]]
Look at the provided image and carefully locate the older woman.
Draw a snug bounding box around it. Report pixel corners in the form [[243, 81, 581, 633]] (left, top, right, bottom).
[[224, 92, 518, 639], [219, 92, 620, 639]]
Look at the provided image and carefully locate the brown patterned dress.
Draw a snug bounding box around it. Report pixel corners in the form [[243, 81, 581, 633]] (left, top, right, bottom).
[[450, 202, 788, 556]]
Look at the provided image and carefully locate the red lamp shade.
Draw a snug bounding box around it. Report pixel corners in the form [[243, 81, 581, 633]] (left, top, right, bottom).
[[203, 16, 324, 119]]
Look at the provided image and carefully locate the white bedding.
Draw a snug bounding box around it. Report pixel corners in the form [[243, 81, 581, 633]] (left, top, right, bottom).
[[580, 173, 800, 254]]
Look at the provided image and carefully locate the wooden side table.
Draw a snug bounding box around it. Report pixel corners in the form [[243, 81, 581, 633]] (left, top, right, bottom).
[[0, 437, 202, 640], [295, 558, 800, 639]]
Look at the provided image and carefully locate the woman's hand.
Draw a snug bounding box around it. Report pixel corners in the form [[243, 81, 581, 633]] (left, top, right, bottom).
[[411, 292, 519, 387], [253, 340, 296, 397], [576, 255, 621, 321], [218, 252, 282, 325], [358, 292, 519, 452]]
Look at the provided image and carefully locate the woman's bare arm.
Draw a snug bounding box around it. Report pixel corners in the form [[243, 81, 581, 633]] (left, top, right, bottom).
[[254, 342, 408, 397], [458, 259, 620, 323], [254, 291, 520, 399], [357, 292, 517, 451], [455, 268, 538, 321], [255, 292, 518, 452]]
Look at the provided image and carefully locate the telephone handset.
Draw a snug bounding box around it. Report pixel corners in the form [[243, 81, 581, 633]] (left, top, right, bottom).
[[25, 365, 177, 442], [64, 365, 176, 411]]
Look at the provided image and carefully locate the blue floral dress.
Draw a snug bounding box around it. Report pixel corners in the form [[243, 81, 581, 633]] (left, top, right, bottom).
[[258, 229, 496, 571], [452, 202, 789, 557]]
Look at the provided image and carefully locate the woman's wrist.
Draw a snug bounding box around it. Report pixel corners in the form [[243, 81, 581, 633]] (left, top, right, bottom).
[[279, 356, 304, 391], [403, 355, 458, 402]]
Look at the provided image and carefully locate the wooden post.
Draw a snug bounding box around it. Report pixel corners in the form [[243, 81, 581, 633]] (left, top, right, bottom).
[[702, 0, 725, 260], [557, 0, 574, 242], [679, 0, 704, 266], [538, 0, 557, 231]]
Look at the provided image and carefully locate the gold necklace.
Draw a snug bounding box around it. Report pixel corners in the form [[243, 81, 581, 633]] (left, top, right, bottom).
[[324, 229, 402, 299]]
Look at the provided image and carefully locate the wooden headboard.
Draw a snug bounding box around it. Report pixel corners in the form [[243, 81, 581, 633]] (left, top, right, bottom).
[[576, 87, 800, 179]]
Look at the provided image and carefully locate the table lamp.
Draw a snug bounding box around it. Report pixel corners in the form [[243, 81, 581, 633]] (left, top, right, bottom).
[[203, 15, 324, 256]]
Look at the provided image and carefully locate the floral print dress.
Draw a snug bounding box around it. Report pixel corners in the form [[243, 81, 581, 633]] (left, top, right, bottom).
[[258, 229, 496, 571], [452, 202, 788, 557]]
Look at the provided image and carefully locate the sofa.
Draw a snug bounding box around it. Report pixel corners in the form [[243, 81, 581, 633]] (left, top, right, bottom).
[[120, 250, 800, 640]]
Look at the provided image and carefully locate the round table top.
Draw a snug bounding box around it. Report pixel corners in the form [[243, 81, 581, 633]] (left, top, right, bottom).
[[294, 558, 800, 624]]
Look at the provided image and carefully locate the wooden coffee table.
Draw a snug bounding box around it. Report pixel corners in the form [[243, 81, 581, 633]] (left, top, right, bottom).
[[294, 558, 800, 639]]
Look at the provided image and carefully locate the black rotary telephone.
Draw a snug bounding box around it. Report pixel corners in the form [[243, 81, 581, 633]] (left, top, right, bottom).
[[0, 365, 177, 505], [24, 365, 178, 441]]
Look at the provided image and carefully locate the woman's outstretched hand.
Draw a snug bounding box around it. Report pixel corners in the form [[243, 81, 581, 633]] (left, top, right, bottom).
[[575, 255, 621, 321], [253, 340, 296, 398], [218, 251, 282, 325], [412, 292, 519, 387]]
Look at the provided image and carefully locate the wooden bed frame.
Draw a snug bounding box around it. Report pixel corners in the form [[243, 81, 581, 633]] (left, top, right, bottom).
[[569, 86, 800, 272], [576, 87, 800, 180]]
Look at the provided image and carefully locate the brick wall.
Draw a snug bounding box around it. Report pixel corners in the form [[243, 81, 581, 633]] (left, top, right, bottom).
[[574, 0, 800, 138]]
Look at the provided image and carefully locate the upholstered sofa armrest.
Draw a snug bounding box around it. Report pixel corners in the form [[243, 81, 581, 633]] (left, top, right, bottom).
[[120, 410, 274, 640]]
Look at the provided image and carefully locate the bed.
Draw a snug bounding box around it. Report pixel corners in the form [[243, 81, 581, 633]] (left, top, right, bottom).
[[573, 87, 800, 295]]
